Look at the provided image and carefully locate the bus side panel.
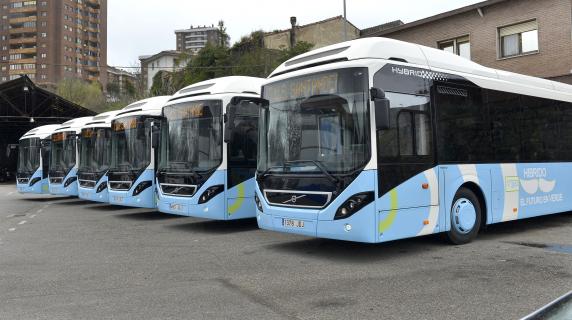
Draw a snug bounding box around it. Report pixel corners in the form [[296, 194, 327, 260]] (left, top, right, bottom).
[[491, 163, 572, 221], [226, 177, 256, 220], [441, 164, 493, 232], [376, 168, 439, 243]]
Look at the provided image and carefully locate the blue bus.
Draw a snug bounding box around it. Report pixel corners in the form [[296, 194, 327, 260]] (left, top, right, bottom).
[[49, 117, 94, 196], [255, 38, 572, 244], [107, 96, 171, 208], [16, 125, 60, 194], [156, 76, 265, 220], [77, 111, 121, 203]]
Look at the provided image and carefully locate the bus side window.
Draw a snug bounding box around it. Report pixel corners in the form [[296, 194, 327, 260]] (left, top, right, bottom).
[[377, 92, 432, 160], [228, 101, 259, 163]]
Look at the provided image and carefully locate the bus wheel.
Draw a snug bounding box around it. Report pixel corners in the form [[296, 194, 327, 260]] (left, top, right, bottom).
[[446, 187, 482, 245]]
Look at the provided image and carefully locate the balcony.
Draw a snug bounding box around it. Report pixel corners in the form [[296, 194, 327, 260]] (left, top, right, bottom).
[[9, 6, 37, 14], [9, 27, 37, 35], [9, 47, 37, 55], [9, 37, 37, 45], [8, 16, 37, 24], [9, 69, 36, 76]]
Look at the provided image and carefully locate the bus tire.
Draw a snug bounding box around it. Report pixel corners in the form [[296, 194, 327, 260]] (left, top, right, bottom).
[[446, 187, 482, 245]]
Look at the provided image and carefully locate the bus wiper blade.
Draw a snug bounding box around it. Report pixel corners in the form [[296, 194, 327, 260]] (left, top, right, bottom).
[[257, 166, 283, 181], [284, 160, 339, 184]]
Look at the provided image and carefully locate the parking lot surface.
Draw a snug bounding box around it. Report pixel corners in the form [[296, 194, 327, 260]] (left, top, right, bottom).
[[0, 184, 571, 320]]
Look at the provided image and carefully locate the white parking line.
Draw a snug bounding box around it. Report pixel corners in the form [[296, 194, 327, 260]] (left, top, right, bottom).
[[8, 228, 15, 232], [7, 192, 14, 196], [18, 221, 27, 225], [30, 214, 36, 218], [36, 209, 43, 213]]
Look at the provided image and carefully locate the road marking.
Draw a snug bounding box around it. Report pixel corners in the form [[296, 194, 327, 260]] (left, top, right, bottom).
[[7, 192, 14, 196], [36, 209, 43, 213], [18, 221, 27, 225], [8, 228, 16, 232], [30, 214, 36, 218]]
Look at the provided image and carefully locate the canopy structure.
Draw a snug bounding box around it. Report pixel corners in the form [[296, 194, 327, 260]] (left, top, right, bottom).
[[0, 76, 96, 180]]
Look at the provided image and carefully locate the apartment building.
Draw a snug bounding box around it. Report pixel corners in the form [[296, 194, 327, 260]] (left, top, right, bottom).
[[175, 24, 223, 55], [139, 50, 189, 91], [0, 0, 107, 88], [361, 0, 572, 84]]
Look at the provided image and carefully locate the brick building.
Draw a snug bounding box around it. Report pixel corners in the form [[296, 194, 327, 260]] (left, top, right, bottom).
[[264, 16, 360, 50], [0, 0, 107, 88], [175, 24, 224, 55], [362, 0, 572, 84]]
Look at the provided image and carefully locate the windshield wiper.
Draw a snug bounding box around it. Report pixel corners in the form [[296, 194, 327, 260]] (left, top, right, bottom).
[[284, 160, 340, 184]]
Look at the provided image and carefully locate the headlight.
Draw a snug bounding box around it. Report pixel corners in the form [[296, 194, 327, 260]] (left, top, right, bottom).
[[334, 192, 374, 220], [96, 181, 107, 193], [255, 194, 263, 212], [64, 176, 77, 188], [29, 177, 41, 186], [198, 185, 224, 204], [132, 181, 153, 196]]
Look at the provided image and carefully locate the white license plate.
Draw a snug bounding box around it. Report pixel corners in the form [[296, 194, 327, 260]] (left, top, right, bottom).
[[282, 218, 304, 228], [113, 196, 124, 203]]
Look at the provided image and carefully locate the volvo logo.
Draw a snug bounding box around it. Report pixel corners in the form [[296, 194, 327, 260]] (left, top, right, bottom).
[[283, 194, 306, 204]]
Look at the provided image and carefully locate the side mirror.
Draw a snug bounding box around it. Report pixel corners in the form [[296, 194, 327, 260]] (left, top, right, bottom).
[[224, 106, 236, 143], [151, 122, 160, 149], [371, 88, 390, 131]]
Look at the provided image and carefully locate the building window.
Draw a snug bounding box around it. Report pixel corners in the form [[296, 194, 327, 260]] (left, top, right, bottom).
[[498, 20, 539, 58], [438, 35, 471, 60]]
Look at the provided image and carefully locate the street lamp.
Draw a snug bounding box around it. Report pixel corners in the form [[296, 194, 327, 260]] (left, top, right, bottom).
[[343, 0, 347, 41]]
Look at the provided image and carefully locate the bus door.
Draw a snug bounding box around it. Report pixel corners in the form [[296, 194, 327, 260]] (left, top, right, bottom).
[[225, 98, 261, 217]]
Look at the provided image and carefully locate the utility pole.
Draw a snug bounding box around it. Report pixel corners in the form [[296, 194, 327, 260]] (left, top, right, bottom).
[[343, 0, 347, 41]]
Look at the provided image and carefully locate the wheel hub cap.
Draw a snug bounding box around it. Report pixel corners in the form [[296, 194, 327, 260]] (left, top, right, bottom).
[[452, 198, 477, 234]]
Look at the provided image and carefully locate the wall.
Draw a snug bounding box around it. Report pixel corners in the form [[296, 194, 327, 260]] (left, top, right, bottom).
[[377, 0, 572, 81]]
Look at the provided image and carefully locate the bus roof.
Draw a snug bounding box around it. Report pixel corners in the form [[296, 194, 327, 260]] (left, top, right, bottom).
[[114, 96, 171, 119], [169, 76, 264, 102], [269, 37, 572, 102], [20, 124, 61, 141], [53, 117, 94, 134], [82, 110, 122, 129]]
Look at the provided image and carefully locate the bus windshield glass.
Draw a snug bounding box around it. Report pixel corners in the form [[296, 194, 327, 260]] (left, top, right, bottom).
[[159, 100, 223, 173], [259, 68, 370, 174], [79, 127, 112, 174], [50, 131, 77, 173], [110, 116, 151, 173], [18, 138, 41, 175]]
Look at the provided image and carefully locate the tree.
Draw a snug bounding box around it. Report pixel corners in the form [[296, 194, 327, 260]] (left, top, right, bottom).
[[217, 20, 230, 48], [56, 78, 107, 113]]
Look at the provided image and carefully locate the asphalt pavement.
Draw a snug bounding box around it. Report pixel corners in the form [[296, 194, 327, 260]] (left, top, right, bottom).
[[0, 184, 571, 320]]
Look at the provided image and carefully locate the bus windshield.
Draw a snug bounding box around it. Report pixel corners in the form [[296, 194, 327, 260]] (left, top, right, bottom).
[[110, 116, 151, 173], [18, 137, 41, 175], [158, 100, 223, 173], [259, 68, 370, 175], [79, 127, 112, 174], [50, 131, 77, 173]]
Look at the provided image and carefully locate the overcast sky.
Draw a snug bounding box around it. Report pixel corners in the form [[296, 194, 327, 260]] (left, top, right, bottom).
[[108, 0, 483, 68]]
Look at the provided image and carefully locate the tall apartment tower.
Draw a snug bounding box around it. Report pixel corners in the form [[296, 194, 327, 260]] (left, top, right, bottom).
[[0, 0, 107, 88], [175, 24, 223, 55]]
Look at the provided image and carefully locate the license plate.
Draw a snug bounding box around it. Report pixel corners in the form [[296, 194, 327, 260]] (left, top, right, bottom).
[[113, 196, 124, 203], [282, 218, 304, 228], [80, 192, 89, 198]]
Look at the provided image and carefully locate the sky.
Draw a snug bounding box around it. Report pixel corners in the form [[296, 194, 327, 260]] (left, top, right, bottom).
[[107, 0, 484, 69]]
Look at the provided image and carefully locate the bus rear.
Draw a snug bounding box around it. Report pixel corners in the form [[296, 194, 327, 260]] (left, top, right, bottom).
[[156, 76, 265, 220]]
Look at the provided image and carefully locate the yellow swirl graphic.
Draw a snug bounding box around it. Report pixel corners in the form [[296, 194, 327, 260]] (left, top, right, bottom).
[[228, 183, 245, 216], [378, 189, 398, 234]]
